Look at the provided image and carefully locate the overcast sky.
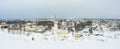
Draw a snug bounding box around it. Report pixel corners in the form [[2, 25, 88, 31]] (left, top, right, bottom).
[[0, 0, 120, 19]]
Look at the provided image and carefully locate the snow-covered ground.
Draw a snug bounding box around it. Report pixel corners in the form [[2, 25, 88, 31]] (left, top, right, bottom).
[[0, 29, 120, 49]]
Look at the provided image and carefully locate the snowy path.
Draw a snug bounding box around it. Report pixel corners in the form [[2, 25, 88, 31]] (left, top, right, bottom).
[[0, 29, 120, 49]]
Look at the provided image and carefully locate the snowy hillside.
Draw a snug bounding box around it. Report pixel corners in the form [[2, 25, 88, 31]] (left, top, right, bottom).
[[0, 29, 120, 49]]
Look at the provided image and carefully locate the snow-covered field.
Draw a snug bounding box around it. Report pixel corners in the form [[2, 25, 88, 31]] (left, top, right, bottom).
[[0, 29, 120, 49]]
